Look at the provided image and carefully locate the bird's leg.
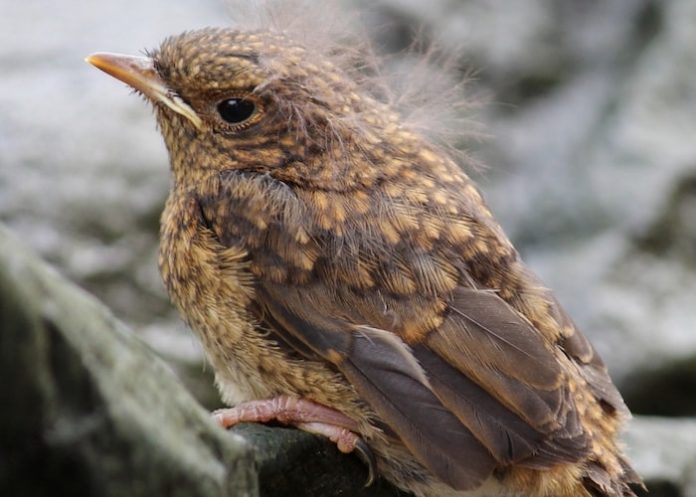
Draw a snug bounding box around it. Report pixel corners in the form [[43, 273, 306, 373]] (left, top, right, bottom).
[[212, 395, 376, 485], [213, 395, 359, 431]]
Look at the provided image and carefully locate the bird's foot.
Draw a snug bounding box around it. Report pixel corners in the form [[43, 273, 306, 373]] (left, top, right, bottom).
[[212, 395, 376, 486]]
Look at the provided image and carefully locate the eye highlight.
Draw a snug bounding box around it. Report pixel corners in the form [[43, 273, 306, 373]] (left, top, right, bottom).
[[216, 98, 256, 124]]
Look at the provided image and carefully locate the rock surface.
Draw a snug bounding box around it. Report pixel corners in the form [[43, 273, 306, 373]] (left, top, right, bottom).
[[0, 224, 403, 497], [0, 224, 256, 496], [624, 416, 696, 497]]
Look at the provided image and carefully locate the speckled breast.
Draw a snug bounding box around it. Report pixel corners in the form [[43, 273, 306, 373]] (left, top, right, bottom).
[[157, 179, 360, 411]]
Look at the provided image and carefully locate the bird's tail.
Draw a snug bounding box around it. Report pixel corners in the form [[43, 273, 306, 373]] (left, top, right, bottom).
[[581, 455, 644, 497]]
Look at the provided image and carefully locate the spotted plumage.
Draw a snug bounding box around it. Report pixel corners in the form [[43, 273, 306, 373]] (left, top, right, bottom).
[[87, 25, 640, 497]]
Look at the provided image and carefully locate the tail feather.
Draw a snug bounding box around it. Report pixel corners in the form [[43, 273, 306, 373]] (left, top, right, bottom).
[[582, 457, 643, 497]]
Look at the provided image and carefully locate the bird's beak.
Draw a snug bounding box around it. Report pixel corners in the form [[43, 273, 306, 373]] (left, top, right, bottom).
[[85, 52, 203, 130]]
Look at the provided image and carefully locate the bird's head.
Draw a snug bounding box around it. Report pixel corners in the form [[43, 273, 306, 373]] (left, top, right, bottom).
[[87, 27, 408, 189]]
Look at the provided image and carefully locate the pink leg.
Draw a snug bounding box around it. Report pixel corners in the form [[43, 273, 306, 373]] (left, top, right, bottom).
[[212, 395, 360, 431], [213, 395, 376, 485]]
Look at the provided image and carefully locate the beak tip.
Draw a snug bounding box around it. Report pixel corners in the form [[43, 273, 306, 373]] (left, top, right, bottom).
[[84, 52, 110, 71]]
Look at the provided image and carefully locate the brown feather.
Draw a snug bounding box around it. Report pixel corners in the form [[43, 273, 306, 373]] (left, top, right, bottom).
[[412, 342, 546, 462], [341, 327, 497, 490], [259, 288, 497, 490]]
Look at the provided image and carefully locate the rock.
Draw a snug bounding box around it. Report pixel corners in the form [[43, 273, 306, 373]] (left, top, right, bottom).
[[232, 424, 410, 497], [0, 224, 405, 497], [0, 223, 256, 496], [624, 416, 696, 497], [622, 354, 696, 418]]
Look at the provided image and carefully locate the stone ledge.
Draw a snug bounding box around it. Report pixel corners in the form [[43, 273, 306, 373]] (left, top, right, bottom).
[[0, 224, 405, 497]]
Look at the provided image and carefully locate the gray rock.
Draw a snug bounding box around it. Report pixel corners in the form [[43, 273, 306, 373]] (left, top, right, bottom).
[[0, 223, 257, 496], [0, 224, 403, 497], [624, 416, 696, 497], [232, 424, 410, 497]]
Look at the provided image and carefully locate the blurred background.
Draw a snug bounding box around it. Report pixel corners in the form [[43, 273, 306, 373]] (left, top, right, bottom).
[[2, 0, 696, 494]]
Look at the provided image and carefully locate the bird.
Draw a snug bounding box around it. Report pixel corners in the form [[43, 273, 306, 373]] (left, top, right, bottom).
[[86, 22, 641, 497]]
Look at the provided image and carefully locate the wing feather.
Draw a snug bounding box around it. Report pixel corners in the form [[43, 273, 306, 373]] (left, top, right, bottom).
[[198, 173, 595, 488], [260, 288, 496, 490]]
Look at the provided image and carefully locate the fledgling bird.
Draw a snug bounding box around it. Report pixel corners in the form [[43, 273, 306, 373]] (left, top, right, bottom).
[[86, 18, 641, 497]]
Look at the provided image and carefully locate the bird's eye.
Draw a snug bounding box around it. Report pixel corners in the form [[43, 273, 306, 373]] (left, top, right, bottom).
[[216, 98, 256, 124]]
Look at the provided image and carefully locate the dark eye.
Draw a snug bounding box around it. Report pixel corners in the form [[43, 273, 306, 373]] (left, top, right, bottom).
[[216, 98, 256, 124]]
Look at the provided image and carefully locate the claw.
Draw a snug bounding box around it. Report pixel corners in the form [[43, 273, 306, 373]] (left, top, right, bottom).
[[355, 437, 377, 487], [210, 396, 378, 485]]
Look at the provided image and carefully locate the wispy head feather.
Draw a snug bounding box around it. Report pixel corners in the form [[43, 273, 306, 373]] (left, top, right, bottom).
[[225, 0, 484, 169]]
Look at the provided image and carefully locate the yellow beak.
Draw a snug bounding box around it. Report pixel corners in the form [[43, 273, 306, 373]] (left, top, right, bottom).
[[85, 52, 203, 130]]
